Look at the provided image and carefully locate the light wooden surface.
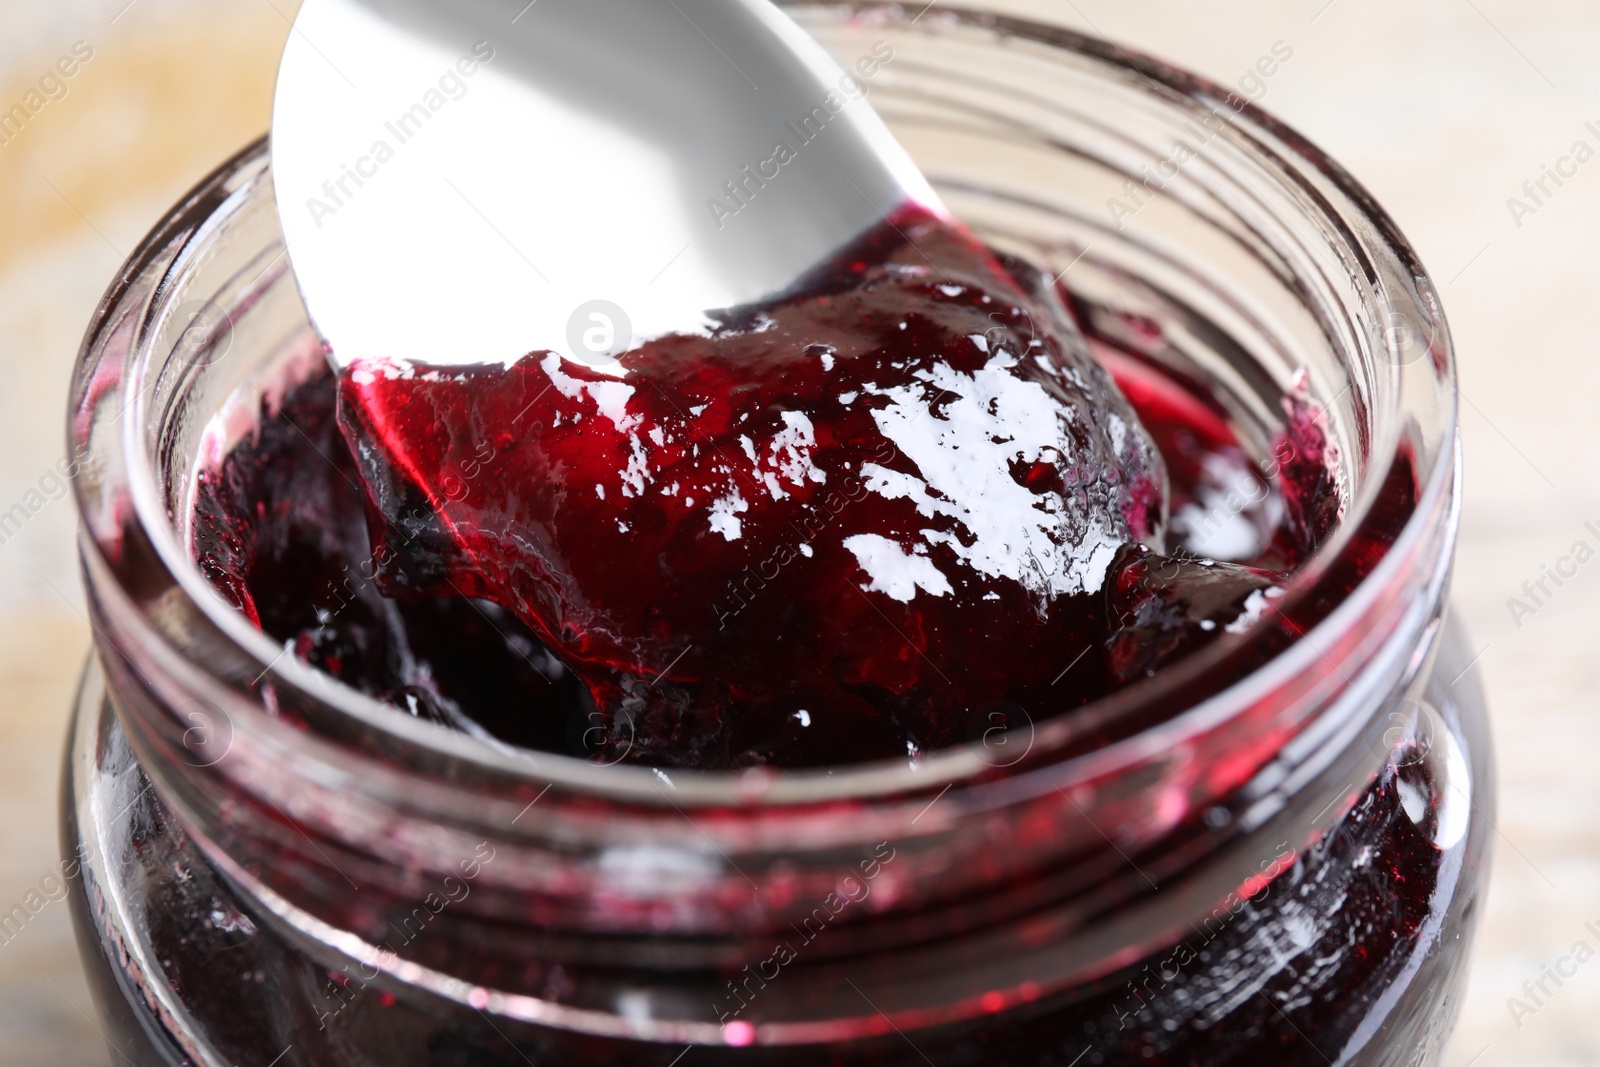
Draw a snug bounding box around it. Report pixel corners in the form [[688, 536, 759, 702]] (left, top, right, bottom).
[[0, 2, 1593, 1064]]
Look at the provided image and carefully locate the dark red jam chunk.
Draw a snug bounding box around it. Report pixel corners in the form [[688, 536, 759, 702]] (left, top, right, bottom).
[[336, 211, 1186, 768], [194, 213, 1334, 769]]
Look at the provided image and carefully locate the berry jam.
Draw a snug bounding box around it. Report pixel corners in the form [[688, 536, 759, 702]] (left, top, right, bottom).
[[193, 210, 1334, 769], [158, 202, 1468, 1067]]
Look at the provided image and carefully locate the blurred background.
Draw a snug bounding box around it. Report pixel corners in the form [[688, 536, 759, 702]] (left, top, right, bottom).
[[0, 1, 1592, 1064]]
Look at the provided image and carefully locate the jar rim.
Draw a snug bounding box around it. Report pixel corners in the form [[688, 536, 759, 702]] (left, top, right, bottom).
[[76, 4, 1458, 816]]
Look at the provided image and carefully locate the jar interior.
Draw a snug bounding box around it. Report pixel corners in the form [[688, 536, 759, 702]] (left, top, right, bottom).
[[110, 4, 1449, 794]]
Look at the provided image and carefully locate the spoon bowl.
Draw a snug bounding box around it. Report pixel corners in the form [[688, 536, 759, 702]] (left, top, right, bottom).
[[272, 0, 945, 372]]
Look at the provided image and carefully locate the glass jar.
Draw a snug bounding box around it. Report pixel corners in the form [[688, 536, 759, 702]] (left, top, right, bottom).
[[62, 6, 1490, 1066]]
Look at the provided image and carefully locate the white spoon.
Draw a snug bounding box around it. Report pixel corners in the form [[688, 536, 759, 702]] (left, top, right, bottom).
[[272, 0, 945, 372]]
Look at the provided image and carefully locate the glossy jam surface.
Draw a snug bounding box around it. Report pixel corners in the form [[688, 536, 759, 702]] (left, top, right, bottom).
[[194, 368, 1313, 771], [271, 211, 1328, 768]]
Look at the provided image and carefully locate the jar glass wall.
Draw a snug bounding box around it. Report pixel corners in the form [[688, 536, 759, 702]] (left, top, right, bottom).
[[62, 7, 1490, 1066]]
